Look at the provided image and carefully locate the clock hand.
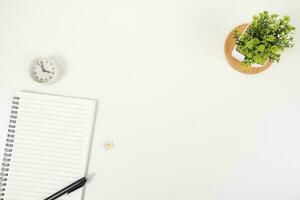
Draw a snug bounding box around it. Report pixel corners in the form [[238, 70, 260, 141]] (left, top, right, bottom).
[[38, 61, 45, 72], [44, 69, 51, 73], [36, 61, 43, 71], [40, 61, 50, 73]]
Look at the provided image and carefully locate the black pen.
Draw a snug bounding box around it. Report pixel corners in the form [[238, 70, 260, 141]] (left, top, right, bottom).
[[44, 177, 88, 200]]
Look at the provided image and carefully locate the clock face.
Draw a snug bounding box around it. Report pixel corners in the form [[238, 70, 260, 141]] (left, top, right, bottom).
[[29, 57, 59, 84]]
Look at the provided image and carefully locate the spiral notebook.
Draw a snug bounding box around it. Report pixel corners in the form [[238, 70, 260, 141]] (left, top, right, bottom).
[[0, 91, 96, 200]]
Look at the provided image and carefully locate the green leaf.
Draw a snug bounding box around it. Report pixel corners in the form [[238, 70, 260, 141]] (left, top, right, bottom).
[[245, 41, 254, 49], [283, 15, 291, 21], [246, 52, 254, 58], [271, 46, 280, 54], [266, 35, 276, 42], [257, 45, 265, 52], [254, 55, 262, 64]]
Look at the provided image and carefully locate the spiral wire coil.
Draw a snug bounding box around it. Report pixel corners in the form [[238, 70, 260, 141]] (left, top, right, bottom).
[[0, 96, 19, 200]]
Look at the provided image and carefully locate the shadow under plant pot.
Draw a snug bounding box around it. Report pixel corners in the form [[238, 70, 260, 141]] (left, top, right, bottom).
[[224, 23, 272, 74]]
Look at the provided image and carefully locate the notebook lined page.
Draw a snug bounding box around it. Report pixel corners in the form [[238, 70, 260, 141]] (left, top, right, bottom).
[[3, 91, 96, 200]]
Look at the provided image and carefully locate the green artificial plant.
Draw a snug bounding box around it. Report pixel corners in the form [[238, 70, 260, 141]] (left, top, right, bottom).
[[234, 11, 295, 66]]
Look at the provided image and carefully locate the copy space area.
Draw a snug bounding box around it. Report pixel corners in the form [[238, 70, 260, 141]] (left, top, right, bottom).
[[0, 0, 299, 200]]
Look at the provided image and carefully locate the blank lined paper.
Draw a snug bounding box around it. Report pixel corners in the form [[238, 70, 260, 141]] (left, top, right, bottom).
[[1, 91, 96, 200]]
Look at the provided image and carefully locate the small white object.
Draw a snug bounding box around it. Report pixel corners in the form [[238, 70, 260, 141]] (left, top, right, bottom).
[[103, 141, 114, 150], [29, 57, 60, 84]]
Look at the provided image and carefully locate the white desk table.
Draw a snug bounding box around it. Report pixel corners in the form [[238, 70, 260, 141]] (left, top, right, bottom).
[[0, 0, 300, 199]]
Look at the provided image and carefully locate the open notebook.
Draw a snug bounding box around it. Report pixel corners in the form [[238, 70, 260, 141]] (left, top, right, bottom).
[[0, 91, 96, 200]]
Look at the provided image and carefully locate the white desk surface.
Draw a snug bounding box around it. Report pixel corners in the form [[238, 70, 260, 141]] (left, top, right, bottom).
[[0, 0, 300, 199]]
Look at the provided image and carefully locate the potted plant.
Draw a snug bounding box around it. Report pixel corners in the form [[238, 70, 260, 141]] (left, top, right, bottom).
[[232, 11, 295, 67]]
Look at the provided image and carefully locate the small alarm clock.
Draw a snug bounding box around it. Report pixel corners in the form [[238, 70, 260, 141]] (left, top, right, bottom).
[[29, 57, 60, 84]]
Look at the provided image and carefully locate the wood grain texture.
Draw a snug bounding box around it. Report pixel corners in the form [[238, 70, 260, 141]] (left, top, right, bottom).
[[224, 23, 272, 74]]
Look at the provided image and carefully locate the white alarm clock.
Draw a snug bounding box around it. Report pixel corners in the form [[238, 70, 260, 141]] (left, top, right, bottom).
[[29, 57, 60, 84]]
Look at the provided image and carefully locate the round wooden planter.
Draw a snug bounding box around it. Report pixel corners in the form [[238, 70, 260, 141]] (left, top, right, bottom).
[[224, 23, 272, 74]]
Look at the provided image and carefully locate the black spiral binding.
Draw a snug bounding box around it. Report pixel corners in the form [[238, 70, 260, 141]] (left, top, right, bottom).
[[0, 96, 19, 200]]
